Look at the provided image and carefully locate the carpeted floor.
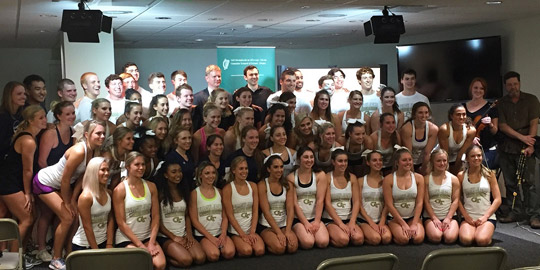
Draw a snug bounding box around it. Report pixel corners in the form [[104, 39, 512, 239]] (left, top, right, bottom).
[[31, 223, 540, 270]]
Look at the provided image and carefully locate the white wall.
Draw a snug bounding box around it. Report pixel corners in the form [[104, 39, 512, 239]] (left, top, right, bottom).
[[62, 32, 115, 99]]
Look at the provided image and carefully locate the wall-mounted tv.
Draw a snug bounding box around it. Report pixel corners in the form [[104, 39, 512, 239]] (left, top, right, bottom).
[[397, 36, 502, 102]]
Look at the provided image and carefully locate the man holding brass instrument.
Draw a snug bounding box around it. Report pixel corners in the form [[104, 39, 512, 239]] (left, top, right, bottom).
[[497, 71, 540, 228]]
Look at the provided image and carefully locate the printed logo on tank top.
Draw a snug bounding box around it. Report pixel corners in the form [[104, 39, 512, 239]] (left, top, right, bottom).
[[464, 186, 488, 203], [394, 193, 416, 209], [363, 192, 383, 208], [92, 213, 109, 229], [127, 204, 152, 223], [233, 202, 253, 219], [269, 202, 286, 217], [298, 191, 316, 206], [163, 206, 185, 223], [331, 194, 351, 208], [429, 189, 452, 206], [199, 204, 222, 221]]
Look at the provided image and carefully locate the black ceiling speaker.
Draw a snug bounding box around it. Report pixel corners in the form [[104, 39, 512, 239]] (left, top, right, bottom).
[[364, 6, 406, 44], [60, 0, 112, 42]]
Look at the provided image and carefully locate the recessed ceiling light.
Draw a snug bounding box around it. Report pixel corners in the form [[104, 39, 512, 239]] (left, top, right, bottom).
[[306, 19, 320, 22], [208, 17, 224, 21], [318, 14, 346, 18], [486, 1, 502, 4], [257, 18, 272, 22], [195, 38, 204, 42], [103, 10, 132, 15], [219, 32, 226, 35], [155, 17, 171, 20], [244, 24, 254, 29]]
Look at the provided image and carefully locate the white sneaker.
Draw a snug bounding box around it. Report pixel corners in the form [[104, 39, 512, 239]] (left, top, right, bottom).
[[37, 249, 53, 262], [49, 258, 66, 270]]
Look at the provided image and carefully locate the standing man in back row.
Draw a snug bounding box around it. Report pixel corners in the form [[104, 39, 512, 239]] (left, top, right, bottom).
[[242, 65, 273, 114], [497, 71, 540, 228], [356, 67, 381, 116], [194, 65, 223, 107], [396, 68, 430, 120]]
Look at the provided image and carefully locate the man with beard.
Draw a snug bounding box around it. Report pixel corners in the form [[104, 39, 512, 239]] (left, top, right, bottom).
[[497, 71, 540, 228]]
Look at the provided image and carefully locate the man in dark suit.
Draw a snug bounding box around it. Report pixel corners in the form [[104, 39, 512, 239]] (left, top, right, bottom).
[[193, 64, 222, 108]]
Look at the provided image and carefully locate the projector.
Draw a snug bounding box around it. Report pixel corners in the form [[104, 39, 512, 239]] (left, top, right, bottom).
[[364, 6, 406, 44], [60, 1, 112, 43]]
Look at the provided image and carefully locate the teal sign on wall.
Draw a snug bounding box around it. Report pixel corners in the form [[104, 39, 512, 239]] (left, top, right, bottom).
[[217, 46, 276, 93]]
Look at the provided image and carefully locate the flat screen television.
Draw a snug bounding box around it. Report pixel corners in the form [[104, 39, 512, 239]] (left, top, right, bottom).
[[397, 36, 502, 102]]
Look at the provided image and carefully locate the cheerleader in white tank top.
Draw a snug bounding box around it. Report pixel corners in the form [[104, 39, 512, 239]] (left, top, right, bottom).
[[73, 157, 113, 250], [422, 149, 460, 244], [438, 104, 475, 175], [358, 150, 392, 245], [113, 152, 165, 270], [399, 102, 437, 174], [222, 156, 265, 257], [189, 161, 235, 262], [155, 162, 205, 267], [287, 146, 329, 249], [323, 149, 364, 247], [457, 145, 501, 246], [370, 112, 400, 176], [258, 155, 298, 255], [262, 126, 297, 177], [35, 121, 105, 269], [383, 147, 425, 245], [338, 90, 371, 135]]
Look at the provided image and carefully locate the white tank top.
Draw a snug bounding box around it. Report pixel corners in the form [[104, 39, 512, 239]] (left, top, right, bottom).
[[269, 147, 296, 178], [361, 175, 384, 223], [376, 130, 394, 168], [159, 199, 187, 238], [323, 173, 352, 220], [448, 122, 466, 162], [115, 180, 152, 244], [38, 142, 88, 189], [228, 181, 254, 235], [341, 110, 365, 133], [391, 172, 418, 219], [72, 193, 111, 247], [194, 186, 222, 237], [423, 172, 453, 220], [294, 170, 318, 220], [259, 178, 287, 228], [462, 171, 496, 220], [411, 120, 429, 165]]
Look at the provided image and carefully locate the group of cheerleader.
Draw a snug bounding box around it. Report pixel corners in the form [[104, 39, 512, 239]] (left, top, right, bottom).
[[0, 75, 500, 269]]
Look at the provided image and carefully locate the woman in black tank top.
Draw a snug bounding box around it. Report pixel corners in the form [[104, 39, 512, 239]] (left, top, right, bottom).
[[39, 101, 75, 168], [0, 105, 47, 255]]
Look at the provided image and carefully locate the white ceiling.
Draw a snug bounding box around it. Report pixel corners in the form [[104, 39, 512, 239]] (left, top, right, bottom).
[[1, 0, 539, 49]]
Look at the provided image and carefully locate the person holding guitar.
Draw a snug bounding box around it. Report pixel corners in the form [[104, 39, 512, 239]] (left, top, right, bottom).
[[463, 77, 499, 169], [497, 71, 540, 228]]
